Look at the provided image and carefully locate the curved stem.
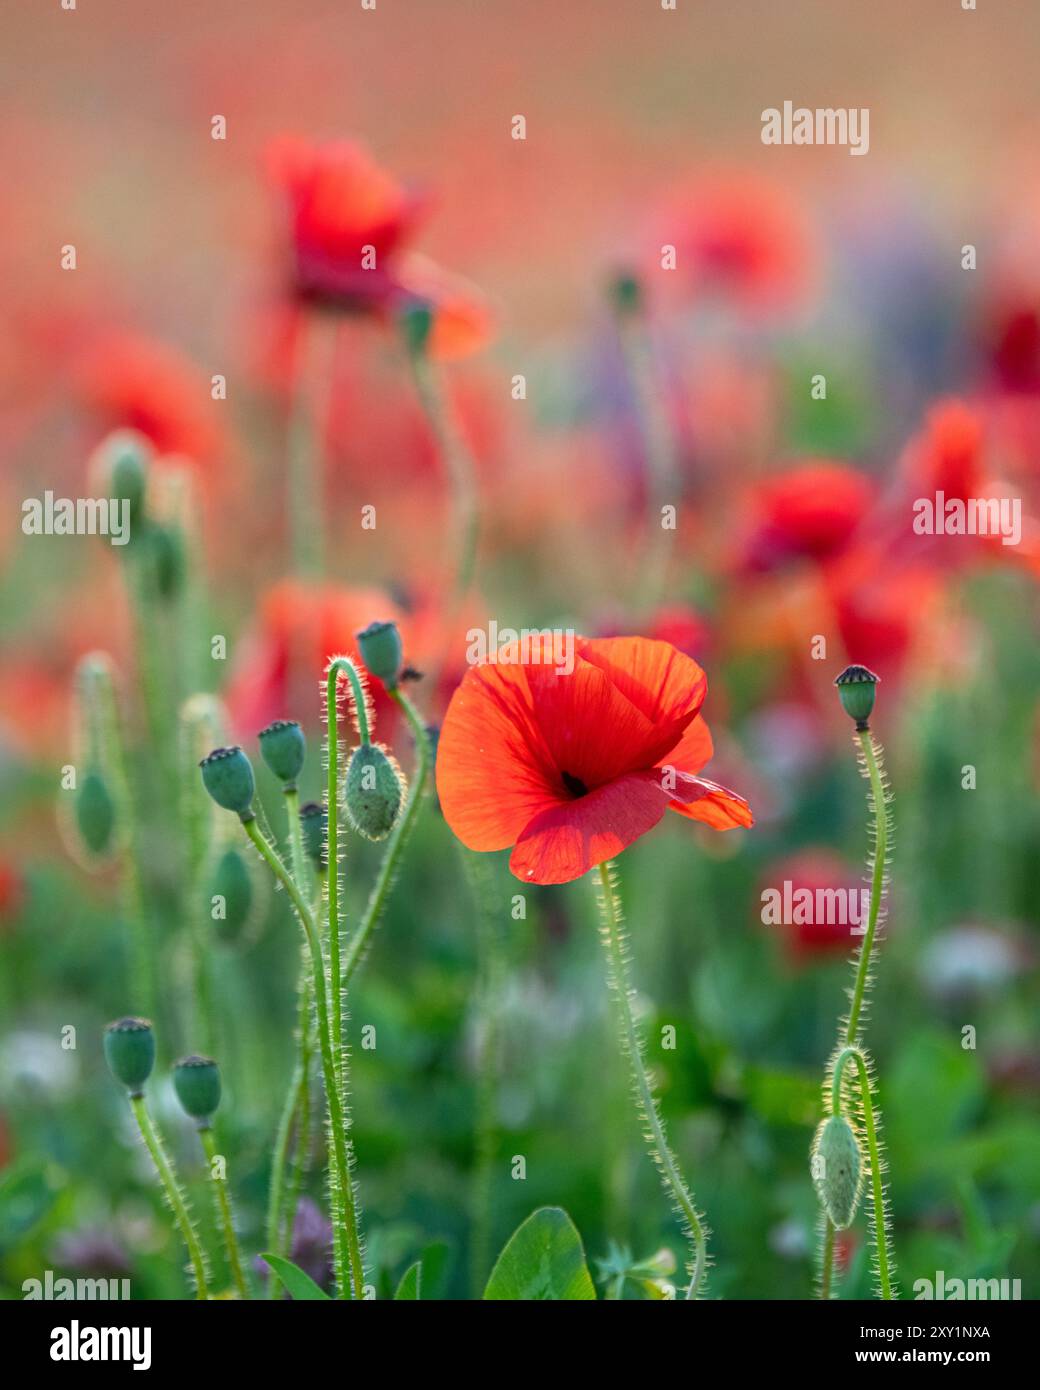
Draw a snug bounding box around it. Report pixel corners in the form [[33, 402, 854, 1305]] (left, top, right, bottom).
[[595, 861, 707, 1300], [846, 730, 888, 1043], [199, 1126, 250, 1299], [831, 1046, 893, 1301], [341, 688, 431, 985], [243, 817, 365, 1300], [130, 1095, 209, 1299]]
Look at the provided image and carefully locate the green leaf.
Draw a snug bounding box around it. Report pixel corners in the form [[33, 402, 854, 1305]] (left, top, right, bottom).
[[259, 1252, 331, 1301], [394, 1260, 422, 1299], [483, 1207, 596, 1300]]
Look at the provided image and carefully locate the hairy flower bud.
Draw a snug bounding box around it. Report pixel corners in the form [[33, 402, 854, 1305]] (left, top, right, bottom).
[[299, 801, 327, 870], [96, 430, 151, 530], [811, 1114, 864, 1230], [355, 620, 404, 689], [258, 719, 306, 789], [104, 1017, 155, 1095], [208, 847, 254, 943], [344, 743, 404, 841], [200, 747, 256, 820], [172, 1055, 222, 1123]]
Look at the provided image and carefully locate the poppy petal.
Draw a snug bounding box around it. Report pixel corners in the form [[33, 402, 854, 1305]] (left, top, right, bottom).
[[578, 636, 708, 726], [509, 772, 671, 885], [667, 774, 754, 829], [435, 661, 561, 852], [657, 712, 714, 777]]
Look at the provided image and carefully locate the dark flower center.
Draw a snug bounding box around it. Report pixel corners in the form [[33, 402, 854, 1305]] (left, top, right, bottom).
[[561, 770, 589, 798]]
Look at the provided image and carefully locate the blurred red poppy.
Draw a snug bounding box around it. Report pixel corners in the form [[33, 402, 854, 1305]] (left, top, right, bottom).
[[760, 849, 867, 959], [437, 635, 751, 884], [740, 461, 874, 572]]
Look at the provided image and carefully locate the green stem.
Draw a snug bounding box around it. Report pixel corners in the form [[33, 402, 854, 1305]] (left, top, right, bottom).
[[595, 862, 707, 1300], [408, 350, 479, 620], [287, 311, 336, 577], [821, 1220, 836, 1301], [199, 1126, 250, 1299], [341, 689, 431, 985], [129, 1094, 209, 1299], [243, 817, 365, 1300]]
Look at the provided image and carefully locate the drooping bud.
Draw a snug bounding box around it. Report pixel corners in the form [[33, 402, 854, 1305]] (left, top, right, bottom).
[[199, 747, 256, 820], [609, 269, 643, 318], [75, 769, 116, 856], [834, 665, 880, 729], [94, 430, 151, 531], [344, 743, 404, 841], [208, 846, 254, 943], [258, 719, 306, 789], [150, 522, 186, 601], [299, 801, 327, 871], [811, 1114, 864, 1230], [355, 620, 403, 689], [172, 1055, 222, 1124], [104, 1017, 156, 1095]]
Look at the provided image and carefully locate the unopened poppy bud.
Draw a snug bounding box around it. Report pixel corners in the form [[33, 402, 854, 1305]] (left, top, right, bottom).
[[356, 620, 403, 689], [258, 719, 306, 789], [834, 665, 880, 729], [150, 523, 186, 601], [98, 430, 151, 529], [200, 747, 255, 820], [299, 801, 327, 870], [400, 300, 434, 358], [104, 1017, 155, 1095], [76, 769, 116, 856], [208, 847, 254, 943], [811, 1114, 863, 1230], [609, 269, 643, 318], [344, 743, 404, 841], [172, 1055, 222, 1124]]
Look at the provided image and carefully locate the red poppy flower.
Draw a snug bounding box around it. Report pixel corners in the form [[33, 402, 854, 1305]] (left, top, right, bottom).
[[268, 136, 426, 312], [740, 461, 874, 572], [436, 635, 752, 885]]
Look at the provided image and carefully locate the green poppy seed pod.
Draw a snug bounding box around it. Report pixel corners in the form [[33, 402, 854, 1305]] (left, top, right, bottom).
[[104, 1017, 155, 1095], [208, 847, 254, 943], [834, 665, 880, 729], [76, 769, 116, 856], [811, 1114, 864, 1230], [258, 719, 306, 789], [355, 620, 404, 689], [299, 801, 327, 871], [199, 746, 256, 820], [400, 300, 434, 358], [172, 1055, 222, 1123], [150, 522, 186, 601], [99, 430, 151, 529], [344, 743, 404, 841]]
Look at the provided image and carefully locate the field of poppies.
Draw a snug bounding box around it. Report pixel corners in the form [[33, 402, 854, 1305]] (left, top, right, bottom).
[[2, 1, 1039, 1308]]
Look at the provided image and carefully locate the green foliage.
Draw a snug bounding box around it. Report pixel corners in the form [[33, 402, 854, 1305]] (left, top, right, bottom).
[[483, 1207, 596, 1301], [260, 1253, 331, 1301]]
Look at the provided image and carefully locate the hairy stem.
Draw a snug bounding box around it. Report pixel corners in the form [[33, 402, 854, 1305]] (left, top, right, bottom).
[[130, 1095, 209, 1299], [595, 861, 708, 1300], [243, 817, 365, 1299], [199, 1125, 250, 1299], [832, 1046, 894, 1301]]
